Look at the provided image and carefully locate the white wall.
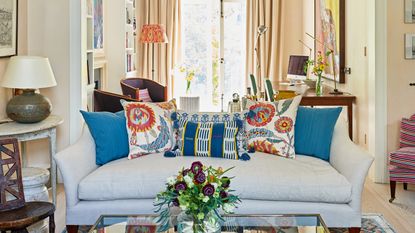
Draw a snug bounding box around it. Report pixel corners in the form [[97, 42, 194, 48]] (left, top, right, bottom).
[[22, 0, 82, 169], [302, 0, 370, 147]]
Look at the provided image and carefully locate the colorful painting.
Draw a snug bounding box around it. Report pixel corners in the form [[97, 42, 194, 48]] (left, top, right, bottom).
[[94, 0, 104, 50], [0, 0, 17, 57], [315, 0, 345, 83]]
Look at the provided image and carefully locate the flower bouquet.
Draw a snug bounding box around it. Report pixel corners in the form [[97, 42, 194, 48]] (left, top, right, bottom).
[[154, 161, 240, 233], [175, 65, 198, 95], [312, 51, 331, 96]]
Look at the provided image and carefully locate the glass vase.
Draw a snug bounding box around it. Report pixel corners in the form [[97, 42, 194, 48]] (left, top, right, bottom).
[[177, 212, 221, 233], [315, 75, 323, 96]]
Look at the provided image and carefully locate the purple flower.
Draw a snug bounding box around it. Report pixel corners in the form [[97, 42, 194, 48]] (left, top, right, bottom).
[[202, 184, 215, 196], [191, 161, 203, 174], [194, 171, 206, 184], [175, 181, 187, 192], [220, 191, 228, 199], [182, 168, 191, 176], [172, 198, 180, 206], [221, 177, 230, 188]]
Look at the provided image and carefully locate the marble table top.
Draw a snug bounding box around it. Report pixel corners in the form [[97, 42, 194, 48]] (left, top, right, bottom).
[[0, 115, 63, 137]]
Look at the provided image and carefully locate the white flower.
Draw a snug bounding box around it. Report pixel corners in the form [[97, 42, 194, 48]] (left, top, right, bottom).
[[180, 204, 188, 211], [212, 183, 218, 189], [223, 203, 235, 213], [202, 196, 209, 203], [167, 176, 176, 185], [184, 175, 194, 188]]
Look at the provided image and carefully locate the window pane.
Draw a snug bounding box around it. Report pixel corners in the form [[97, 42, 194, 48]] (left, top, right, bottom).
[[223, 1, 246, 107]]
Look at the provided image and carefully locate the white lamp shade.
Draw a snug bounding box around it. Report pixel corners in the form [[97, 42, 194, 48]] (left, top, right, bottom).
[[1, 56, 57, 89]]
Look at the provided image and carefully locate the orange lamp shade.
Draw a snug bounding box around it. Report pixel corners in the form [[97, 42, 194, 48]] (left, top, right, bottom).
[[140, 24, 169, 44]]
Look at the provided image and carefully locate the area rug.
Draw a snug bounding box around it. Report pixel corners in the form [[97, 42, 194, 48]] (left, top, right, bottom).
[[65, 214, 396, 233]]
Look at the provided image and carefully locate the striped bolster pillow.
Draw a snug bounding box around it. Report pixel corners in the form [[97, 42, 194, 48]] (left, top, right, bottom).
[[138, 88, 153, 102], [390, 147, 415, 170], [165, 119, 250, 161]]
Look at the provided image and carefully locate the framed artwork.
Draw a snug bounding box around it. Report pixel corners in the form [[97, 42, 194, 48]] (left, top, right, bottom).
[[0, 0, 17, 58], [405, 0, 415, 23], [315, 0, 345, 83], [405, 33, 415, 59], [94, 0, 104, 52]]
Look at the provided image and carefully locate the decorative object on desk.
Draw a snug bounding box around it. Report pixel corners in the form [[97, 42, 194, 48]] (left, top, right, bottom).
[[314, 0, 345, 84], [228, 93, 241, 113], [0, 0, 17, 57], [140, 24, 168, 80], [0, 138, 24, 211], [1, 56, 57, 123], [154, 161, 240, 233], [179, 96, 200, 112], [405, 33, 415, 59], [249, 74, 258, 97], [273, 90, 297, 101], [405, 0, 415, 23], [264, 78, 274, 101], [312, 51, 330, 96], [307, 32, 343, 95]]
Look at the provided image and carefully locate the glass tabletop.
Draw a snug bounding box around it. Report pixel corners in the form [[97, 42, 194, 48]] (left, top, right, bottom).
[[89, 214, 329, 233]]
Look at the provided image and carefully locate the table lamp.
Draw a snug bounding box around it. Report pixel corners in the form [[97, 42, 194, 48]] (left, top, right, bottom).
[[1, 56, 57, 123], [140, 24, 168, 81]]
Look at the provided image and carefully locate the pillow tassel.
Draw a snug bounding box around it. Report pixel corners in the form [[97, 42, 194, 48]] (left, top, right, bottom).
[[164, 151, 177, 158], [239, 153, 251, 161]]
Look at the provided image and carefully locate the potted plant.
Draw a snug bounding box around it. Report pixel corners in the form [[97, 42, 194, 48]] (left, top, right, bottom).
[[154, 161, 240, 233]]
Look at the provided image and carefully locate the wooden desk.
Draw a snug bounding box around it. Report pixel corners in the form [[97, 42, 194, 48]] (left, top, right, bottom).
[[275, 83, 356, 139]]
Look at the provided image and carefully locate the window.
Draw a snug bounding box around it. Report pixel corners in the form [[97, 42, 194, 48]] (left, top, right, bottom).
[[175, 0, 246, 111]]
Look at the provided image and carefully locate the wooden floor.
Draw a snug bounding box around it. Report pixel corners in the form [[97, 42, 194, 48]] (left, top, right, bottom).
[[53, 180, 415, 233]]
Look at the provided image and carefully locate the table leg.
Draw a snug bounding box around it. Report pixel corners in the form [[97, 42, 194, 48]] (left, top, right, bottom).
[[49, 128, 57, 205], [21, 141, 27, 167], [49, 214, 55, 233], [347, 102, 353, 140]]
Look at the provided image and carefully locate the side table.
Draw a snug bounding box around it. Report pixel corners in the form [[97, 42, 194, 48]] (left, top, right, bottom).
[[0, 115, 63, 205], [0, 202, 55, 233]]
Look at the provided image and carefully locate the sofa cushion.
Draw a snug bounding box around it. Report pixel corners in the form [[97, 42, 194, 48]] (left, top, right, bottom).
[[78, 152, 352, 204], [245, 96, 302, 158]]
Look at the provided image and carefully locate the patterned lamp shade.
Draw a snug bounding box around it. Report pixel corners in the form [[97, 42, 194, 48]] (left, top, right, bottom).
[[140, 24, 169, 44]]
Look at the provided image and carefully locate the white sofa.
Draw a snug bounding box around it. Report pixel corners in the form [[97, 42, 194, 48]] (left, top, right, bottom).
[[55, 119, 373, 231]]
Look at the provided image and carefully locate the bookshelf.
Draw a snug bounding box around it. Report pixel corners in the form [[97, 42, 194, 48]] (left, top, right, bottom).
[[105, 0, 138, 93], [82, 0, 107, 111]]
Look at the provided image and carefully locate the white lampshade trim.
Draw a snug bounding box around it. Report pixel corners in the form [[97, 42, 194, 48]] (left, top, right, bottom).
[[1, 56, 57, 89]]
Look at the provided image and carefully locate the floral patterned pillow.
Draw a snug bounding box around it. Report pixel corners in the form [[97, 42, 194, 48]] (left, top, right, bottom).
[[245, 96, 302, 158], [122, 99, 177, 159]]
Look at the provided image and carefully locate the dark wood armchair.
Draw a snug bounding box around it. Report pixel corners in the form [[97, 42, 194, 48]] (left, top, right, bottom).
[[93, 90, 136, 113], [120, 78, 167, 102]]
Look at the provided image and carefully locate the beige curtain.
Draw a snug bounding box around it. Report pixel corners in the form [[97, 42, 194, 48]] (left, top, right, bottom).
[[246, 0, 283, 91], [136, 0, 181, 97]]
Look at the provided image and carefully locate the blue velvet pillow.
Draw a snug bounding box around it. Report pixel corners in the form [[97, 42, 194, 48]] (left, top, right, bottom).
[[294, 107, 342, 161], [80, 110, 129, 165]]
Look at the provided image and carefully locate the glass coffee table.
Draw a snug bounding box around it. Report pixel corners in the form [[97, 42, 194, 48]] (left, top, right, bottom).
[[89, 214, 329, 233]]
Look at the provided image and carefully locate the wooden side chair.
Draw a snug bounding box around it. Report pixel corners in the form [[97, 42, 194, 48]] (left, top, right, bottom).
[[120, 77, 167, 102], [0, 138, 55, 233], [249, 74, 258, 97], [264, 78, 275, 102], [389, 114, 415, 203]]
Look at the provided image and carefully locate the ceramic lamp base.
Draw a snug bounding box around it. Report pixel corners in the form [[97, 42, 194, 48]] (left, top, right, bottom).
[[6, 89, 52, 123]]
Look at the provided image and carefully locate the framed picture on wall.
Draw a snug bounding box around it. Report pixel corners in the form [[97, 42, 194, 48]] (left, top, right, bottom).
[[314, 0, 345, 83], [0, 0, 17, 58], [405, 0, 415, 23], [405, 33, 415, 59]]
